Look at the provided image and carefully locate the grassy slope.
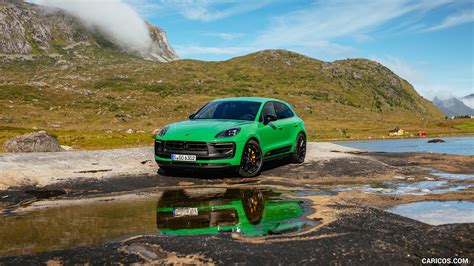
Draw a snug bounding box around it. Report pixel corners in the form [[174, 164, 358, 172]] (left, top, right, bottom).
[[0, 48, 472, 151]]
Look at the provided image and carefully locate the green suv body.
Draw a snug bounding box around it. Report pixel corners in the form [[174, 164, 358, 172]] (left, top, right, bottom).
[[155, 97, 307, 176]]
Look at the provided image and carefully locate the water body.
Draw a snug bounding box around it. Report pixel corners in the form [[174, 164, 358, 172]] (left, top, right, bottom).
[[387, 201, 474, 225], [0, 188, 313, 257], [338, 136, 474, 155]]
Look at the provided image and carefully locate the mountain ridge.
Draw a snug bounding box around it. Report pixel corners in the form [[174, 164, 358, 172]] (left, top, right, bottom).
[[461, 93, 474, 109], [433, 95, 474, 116]]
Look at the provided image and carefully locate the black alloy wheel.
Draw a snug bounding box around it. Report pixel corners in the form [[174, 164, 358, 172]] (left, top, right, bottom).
[[239, 140, 263, 177], [292, 133, 306, 163]]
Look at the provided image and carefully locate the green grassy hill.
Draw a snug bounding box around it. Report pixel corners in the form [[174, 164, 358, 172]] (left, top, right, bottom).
[[3, 47, 471, 151]]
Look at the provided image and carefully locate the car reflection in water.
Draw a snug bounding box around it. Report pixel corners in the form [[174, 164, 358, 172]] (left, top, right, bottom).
[[156, 188, 311, 237]]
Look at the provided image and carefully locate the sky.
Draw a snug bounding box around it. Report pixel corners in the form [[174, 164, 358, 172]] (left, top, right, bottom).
[[123, 1, 472, 98]]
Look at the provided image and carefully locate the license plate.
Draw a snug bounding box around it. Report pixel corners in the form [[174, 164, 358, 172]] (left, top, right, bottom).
[[171, 154, 196, 162], [173, 207, 198, 217]]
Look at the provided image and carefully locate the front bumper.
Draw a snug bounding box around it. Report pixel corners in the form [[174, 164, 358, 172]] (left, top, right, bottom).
[[154, 139, 244, 167]]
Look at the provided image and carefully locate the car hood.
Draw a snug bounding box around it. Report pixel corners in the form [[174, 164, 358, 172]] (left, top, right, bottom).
[[163, 119, 253, 141]]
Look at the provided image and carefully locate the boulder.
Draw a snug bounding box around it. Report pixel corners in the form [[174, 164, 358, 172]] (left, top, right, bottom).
[[3, 131, 64, 152], [427, 139, 446, 143]]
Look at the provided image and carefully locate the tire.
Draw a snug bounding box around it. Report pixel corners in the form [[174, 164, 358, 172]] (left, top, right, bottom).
[[238, 140, 263, 177], [291, 133, 306, 163]]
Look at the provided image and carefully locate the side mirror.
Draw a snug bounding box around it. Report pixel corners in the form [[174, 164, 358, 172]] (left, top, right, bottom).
[[188, 113, 195, 119], [263, 114, 278, 125]]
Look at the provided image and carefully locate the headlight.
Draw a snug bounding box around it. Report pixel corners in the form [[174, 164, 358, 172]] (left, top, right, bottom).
[[158, 125, 170, 137], [215, 127, 241, 138]]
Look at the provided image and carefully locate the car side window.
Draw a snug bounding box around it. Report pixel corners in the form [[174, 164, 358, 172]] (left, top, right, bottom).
[[273, 102, 294, 119], [260, 102, 276, 122]]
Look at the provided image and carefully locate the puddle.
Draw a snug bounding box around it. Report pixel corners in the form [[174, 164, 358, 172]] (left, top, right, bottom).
[[333, 181, 472, 195], [387, 201, 474, 225], [156, 188, 315, 237], [427, 168, 474, 181], [333, 169, 473, 195], [0, 187, 313, 257]]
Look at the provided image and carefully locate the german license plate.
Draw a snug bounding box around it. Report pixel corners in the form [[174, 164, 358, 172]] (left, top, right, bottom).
[[171, 154, 196, 161], [173, 207, 198, 217]]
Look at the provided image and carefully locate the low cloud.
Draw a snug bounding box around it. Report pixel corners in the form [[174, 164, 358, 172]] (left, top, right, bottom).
[[30, 0, 154, 55]]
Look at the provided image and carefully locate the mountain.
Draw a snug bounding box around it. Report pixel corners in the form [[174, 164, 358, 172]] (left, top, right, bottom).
[[433, 96, 474, 117], [461, 93, 474, 109], [0, 2, 449, 146], [0, 48, 445, 140], [0, 0, 178, 61]]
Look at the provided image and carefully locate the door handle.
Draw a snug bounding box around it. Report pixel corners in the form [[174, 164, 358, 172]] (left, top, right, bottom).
[[277, 126, 283, 130]]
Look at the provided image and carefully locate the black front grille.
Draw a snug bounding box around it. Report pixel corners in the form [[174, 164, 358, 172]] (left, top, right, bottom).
[[165, 141, 207, 151], [155, 140, 235, 160]]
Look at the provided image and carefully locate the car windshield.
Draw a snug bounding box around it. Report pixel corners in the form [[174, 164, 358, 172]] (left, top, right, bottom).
[[193, 101, 261, 121]]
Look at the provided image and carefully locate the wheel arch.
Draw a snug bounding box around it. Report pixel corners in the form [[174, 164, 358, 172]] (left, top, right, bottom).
[[247, 136, 260, 144]]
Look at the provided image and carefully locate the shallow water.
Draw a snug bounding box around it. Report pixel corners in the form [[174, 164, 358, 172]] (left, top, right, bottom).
[[332, 167, 473, 195], [428, 168, 474, 181], [387, 201, 474, 225], [333, 181, 472, 195], [0, 187, 313, 257], [338, 136, 474, 155]]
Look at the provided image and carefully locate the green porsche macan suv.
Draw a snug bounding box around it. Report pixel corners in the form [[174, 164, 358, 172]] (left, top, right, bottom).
[[155, 97, 306, 177]]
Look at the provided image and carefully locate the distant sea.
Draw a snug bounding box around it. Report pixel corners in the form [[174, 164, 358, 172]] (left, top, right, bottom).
[[338, 136, 474, 156]]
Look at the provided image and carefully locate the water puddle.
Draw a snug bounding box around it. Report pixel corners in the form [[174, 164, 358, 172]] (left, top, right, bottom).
[[333, 181, 472, 195], [428, 168, 474, 181], [333, 169, 473, 195], [156, 188, 315, 237], [387, 201, 474, 225], [0, 187, 313, 257]]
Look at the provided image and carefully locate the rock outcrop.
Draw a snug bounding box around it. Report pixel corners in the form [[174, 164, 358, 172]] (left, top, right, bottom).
[[3, 131, 65, 152]]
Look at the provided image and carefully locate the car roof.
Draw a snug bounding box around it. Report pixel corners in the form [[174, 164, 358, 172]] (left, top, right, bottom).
[[211, 97, 285, 103]]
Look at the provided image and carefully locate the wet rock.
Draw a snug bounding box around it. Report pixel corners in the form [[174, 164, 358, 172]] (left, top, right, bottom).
[[427, 139, 445, 143], [3, 131, 64, 153]]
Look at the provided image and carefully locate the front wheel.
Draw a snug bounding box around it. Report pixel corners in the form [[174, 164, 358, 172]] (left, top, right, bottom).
[[238, 140, 263, 177], [291, 133, 306, 163]]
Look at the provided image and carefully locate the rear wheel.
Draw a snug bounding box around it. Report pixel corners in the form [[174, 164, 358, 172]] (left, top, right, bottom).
[[238, 140, 263, 177], [291, 133, 306, 163]]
